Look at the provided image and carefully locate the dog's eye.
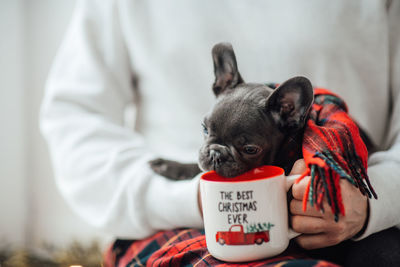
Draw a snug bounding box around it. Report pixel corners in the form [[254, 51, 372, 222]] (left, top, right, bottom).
[[243, 145, 260, 155], [202, 123, 208, 135]]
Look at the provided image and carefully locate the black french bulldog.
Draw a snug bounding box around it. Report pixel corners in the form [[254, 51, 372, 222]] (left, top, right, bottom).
[[150, 42, 314, 180]]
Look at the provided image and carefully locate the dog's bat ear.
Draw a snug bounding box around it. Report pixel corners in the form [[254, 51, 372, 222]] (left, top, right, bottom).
[[266, 76, 314, 131], [211, 42, 244, 96]]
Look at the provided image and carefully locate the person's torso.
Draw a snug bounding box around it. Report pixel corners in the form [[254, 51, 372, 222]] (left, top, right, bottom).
[[118, 0, 390, 160]]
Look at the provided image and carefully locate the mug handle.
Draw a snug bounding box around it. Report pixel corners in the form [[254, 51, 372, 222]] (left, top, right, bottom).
[[285, 174, 301, 239]]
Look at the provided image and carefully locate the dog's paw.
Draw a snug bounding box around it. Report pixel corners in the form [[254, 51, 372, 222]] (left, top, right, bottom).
[[149, 158, 170, 176], [149, 158, 200, 180]]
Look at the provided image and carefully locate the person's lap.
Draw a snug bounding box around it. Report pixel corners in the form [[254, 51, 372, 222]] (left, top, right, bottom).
[[104, 227, 400, 266], [303, 227, 400, 266]]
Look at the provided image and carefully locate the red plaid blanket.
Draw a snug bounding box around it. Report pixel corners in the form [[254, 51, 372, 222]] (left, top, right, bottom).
[[296, 88, 376, 220], [103, 228, 339, 267]]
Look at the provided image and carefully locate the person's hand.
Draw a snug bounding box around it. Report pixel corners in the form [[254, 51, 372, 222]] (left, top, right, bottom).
[[289, 159, 368, 249]]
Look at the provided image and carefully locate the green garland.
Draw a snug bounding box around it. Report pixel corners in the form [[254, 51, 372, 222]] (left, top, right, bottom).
[[0, 241, 103, 267]]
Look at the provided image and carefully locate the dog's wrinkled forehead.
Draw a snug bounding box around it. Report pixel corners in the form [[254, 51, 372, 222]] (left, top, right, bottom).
[[206, 84, 274, 136]]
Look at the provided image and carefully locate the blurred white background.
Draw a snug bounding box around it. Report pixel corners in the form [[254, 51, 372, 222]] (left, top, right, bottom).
[[0, 0, 110, 249]]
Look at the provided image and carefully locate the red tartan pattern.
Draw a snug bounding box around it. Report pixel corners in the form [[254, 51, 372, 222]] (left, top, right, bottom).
[[296, 88, 376, 220], [103, 228, 340, 267]]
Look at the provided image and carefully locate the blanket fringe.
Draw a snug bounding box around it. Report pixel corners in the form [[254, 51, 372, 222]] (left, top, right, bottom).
[[297, 150, 377, 221], [296, 89, 378, 221]]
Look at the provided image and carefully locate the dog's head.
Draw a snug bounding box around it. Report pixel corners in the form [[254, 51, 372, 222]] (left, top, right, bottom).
[[198, 43, 314, 177]]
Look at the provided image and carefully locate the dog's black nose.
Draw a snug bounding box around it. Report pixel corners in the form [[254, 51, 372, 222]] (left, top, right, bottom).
[[210, 149, 221, 164]]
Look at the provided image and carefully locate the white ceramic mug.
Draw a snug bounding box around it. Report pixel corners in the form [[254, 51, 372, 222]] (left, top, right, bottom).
[[200, 165, 299, 262]]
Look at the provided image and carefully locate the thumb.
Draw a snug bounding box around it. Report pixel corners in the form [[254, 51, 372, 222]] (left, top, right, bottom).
[[292, 175, 310, 200], [290, 159, 307, 175]]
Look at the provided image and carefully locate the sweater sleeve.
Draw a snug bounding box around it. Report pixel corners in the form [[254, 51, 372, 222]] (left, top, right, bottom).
[[40, 0, 203, 239], [355, 0, 400, 240]]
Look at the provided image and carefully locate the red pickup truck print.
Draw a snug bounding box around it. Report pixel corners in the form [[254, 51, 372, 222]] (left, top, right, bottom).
[[215, 224, 270, 246]]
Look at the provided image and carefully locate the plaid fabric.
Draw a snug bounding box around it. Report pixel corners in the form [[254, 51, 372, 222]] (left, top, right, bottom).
[[103, 228, 339, 267], [295, 88, 377, 220]]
